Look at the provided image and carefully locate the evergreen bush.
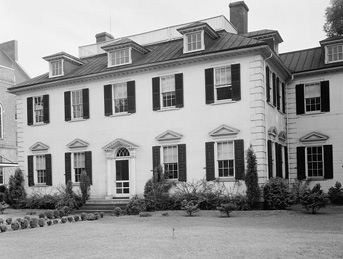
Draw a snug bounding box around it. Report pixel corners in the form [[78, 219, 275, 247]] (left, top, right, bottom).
[[55, 180, 82, 212], [61, 217, 67, 223], [21, 219, 29, 229], [58, 210, 65, 218], [47, 220, 53, 226], [11, 221, 20, 231], [217, 202, 237, 217], [53, 210, 60, 219], [53, 219, 59, 224], [328, 181, 343, 205], [79, 171, 91, 204], [300, 184, 328, 214], [38, 218, 45, 227], [6, 218, 12, 225], [6, 168, 27, 208], [29, 218, 38, 228], [100, 212, 104, 218], [67, 216, 74, 222], [38, 213, 45, 219], [0, 225, 7, 232], [263, 178, 293, 210], [245, 146, 261, 208], [44, 210, 53, 219], [181, 200, 200, 216], [126, 196, 146, 215], [74, 215, 80, 222], [80, 212, 87, 221], [113, 207, 122, 217]]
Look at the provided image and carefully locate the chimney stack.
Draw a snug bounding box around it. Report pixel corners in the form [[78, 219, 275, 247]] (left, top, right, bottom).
[[95, 32, 114, 43], [229, 1, 249, 35]]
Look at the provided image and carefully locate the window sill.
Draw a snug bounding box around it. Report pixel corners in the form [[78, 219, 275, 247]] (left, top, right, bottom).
[[156, 107, 180, 112], [211, 100, 236, 106], [68, 118, 88, 123], [33, 184, 48, 187], [108, 112, 131, 118], [30, 122, 48, 127], [214, 177, 237, 182], [306, 177, 326, 181], [300, 111, 326, 116], [73, 182, 80, 186]]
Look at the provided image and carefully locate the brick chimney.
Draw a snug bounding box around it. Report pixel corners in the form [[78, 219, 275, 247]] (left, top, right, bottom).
[[229, 1, 249, 34], [95, 32, 114, 43]]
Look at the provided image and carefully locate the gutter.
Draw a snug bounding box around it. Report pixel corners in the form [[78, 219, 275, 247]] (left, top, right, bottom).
[[285, 74, 294, 187]]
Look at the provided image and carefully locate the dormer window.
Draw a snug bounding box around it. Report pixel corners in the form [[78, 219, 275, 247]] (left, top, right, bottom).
[[109, 48, 131, 67], [326, 44, 343, 63], [185, 31, 204, 52], [50, 60, 63, 77]]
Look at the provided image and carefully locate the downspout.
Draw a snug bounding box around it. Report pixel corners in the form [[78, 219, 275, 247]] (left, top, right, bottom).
[[263, 53, 273, 182], [286, 74, 294, 187]]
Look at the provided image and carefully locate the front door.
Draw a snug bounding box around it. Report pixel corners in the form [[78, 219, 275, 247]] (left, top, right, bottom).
[[116, 160, 129, 195]]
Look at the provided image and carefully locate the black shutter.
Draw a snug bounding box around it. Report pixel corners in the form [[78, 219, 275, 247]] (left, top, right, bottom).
[[43, 95, 50, 123], [205, 142, 215, 181], [27, 97, 33, 126], [234, 139, 244, 180], [321, 80, 330, 112], [104, 84, 113, 116], [175, 73, 184, 108], [324, 145, 333, 179], [276, 77, 280, 110], [82, 88, 89, 119], [152, 77, 161, 111], [296, 84, 305, 115], [85, 151, 92, 185], [275, 143, 282, 178], [28, 155, 34, 186], [297, 147, 306, 180], [178, 144, 187, 182], [268, 140, 273, 179], [282, 82, 286, 113], [231, 64, 241, 101], [205, 68, 214, 104], [266, 66, 270, 103], [272, 73, 277, 106], [152, 146, 161, 171], [284, 146, 289, 179], [64, 91, 71, 121], [45, 154, 52, 186], [127, 81, 136, 113], [65, 152, 72, 184]]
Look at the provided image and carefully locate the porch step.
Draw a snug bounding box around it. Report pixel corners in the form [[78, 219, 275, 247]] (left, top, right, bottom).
[[78, 198, 129, 214]]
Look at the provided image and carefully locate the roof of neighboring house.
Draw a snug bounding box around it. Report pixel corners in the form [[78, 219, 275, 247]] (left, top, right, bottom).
[[0, 49, 30, 84], [14, 30, 268, 88], [280, 47, 343, 74]]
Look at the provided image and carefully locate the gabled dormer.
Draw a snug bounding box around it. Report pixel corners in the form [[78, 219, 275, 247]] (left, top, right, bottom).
[[320, 36, 343, 64], [177, 22, 219, 54], [102, 38, 149, 68], [43, 52, 84, 78]]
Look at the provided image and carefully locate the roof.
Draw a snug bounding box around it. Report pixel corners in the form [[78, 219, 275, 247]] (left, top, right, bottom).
[[43, 51, 84, 65], [13, 30, 267, 89], [243, 29, 283, 44]]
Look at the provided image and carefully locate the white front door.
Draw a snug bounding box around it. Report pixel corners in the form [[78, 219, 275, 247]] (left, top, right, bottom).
[[115, 159, 129, 196]]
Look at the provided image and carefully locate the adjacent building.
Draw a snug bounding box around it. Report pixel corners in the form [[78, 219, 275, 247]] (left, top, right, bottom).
[[0, 40, 30, 185]]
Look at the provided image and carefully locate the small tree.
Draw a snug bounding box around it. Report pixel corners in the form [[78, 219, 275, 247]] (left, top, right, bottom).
[[6, 168, 27, 208], [79, 171, 91, 204], [324, 0, 343, 37], [245, 145, 260, 209], [300, 184, 328, 214]]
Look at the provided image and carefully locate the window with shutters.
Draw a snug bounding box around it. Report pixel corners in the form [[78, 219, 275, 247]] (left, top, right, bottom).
[[217, 141, 234, 177], [73, 152, 85, 183], [0, 104, 3, 139], [304, 82, 321, 112], [163, 146, 178, 179], [0, 167, 3, 184], [34, 96, 44, 123], [184, 31, 204, 53], [27, 95, 49, 125], [215, 66, 232, 101], [71, 90, 83, 119], [326, 44, 343, 63], [36, 155, 46, 184], [50, 60, 63, 77], [161, 75, 176, 108], [113, 82, 128, 113], [109, 48, 131, 67], [306, 146, 324, 178]]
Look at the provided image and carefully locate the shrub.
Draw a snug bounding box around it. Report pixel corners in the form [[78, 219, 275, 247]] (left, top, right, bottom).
[[61, 217, 67, 223], [300, 184, 328, 214], [0, 193, 5, 203], [44, 210, 54, 219], [80, 212, 87, 221], [87, 213, 97, 221], [55, 181, 83, 212], [139, 212, 152, 217], [263, 178, 293, 210], [79, 171, 91, 204], [47, 220, 53, 226], [232, 194, 250, 211], [6, 168, 27, 208], [0, 185, 7, 193], [38, 218, 45, 227], [21, 219, 29, 229], [328, 181, 343, 205], [245, 146, 261, 208], [67, 216, 74, 223], [0, 225, 7, 232], [24, 216, 31, 221], [0, 218, 3, 224], [0, 202, 9, 214], [58, 210, 65, 218], [181, 200, 199, 216], [6, 218, 12, 225], [53, 219, 59, 224], [100, 212, 104, 218], [113, 207, 122, 217], [38, 213, 45, 219], [29, 218, 38, 228], [53, 210, 60, 219], [217, 202, 237, 217], [126, 196, 146, 215], [62, 206, 70, 215], [21, 192, 60, 209], [74, 215, 80, 222], [290, 180, 310, 204], [11, 221, 20, 231], [94, 213, 100, 220]]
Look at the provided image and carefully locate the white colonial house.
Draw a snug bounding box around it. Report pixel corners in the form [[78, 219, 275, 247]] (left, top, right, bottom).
[[9, 2, 295, 200]]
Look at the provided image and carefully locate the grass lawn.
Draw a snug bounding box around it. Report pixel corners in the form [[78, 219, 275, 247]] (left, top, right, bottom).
[[1, 206, 343, 259]]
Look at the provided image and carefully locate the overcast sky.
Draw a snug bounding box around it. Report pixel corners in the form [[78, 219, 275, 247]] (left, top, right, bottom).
[[1, 0, 331, 78]]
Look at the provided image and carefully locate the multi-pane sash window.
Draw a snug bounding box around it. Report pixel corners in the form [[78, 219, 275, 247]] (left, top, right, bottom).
[[36, 155, 46, 184], [34, 96, 44, 123], [111, 48, 130, 66], [74, 152, 85, 182], [161, 75, 176, 107], [186, 32, 202, 52], [72, 90, 83, 119], [51, 60, 62, 77], [327, 44, 343, 63], [217, 141, 234, 177], [307, 146, 323, 177], [114, 83, 128, 113], [163, 146, 178, 179], [305, 83, 321, 112], [215, 66, 232, 101]]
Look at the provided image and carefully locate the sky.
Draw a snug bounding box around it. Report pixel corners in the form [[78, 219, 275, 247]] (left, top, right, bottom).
[[1, 0, 331, 79]]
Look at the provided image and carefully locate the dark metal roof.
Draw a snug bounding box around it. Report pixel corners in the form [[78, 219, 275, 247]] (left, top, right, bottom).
[[14, 30, 267, 89]]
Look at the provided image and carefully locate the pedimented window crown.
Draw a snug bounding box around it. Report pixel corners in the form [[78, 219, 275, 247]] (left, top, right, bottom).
[[102, 138, 139, 152], [67, 138, 89, 150], [278, 131, 287, 142], [156, 130, 183, 144], [300, 132, 329, 144], [268, 126, 278, 138], [30, 142, 49, 152], [209, 125, 239, 140]]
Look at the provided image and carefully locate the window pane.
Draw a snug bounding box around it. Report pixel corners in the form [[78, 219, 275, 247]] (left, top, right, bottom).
[[307, 146, 323, 177], [216, 87, 232, 100], [72, 90, 83, 118]]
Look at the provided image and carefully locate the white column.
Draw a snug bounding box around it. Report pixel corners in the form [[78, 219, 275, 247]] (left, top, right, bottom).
[[105, 152, 113, 199], [130, 150, 137, 197]]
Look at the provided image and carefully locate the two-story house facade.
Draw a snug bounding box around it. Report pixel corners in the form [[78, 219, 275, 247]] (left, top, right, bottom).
[[9, 2, 291, 199]]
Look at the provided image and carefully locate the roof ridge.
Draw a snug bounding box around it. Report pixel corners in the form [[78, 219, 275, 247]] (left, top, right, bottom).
[[280, 46, 321, 56]]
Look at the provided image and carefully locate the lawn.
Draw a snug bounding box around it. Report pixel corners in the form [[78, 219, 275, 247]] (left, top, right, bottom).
[[1, 206, 343, 259]]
